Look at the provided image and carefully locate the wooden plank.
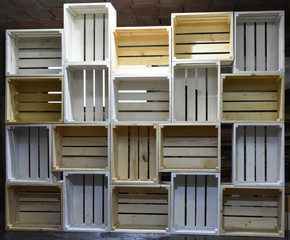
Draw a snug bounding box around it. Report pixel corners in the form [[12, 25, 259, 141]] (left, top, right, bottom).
[[207, 67, 217, 121], [174, 68, 186, 121], [175, 53, 230, 60], [223, 112, 278, 121], [118, 46, 169, 56], [18, 212, 60, 225], [196, 175, 205, 227], [223, 102, 277, 111], [116, 127, 129, 180], [85, 14, 94, 61], [118, 102, 169, 111], [118, 35, 169, 46], [163, 147, 217, 157], [15, 80, 61, 92], [163, 126, 217, 137], [236, 23, 244, 71], [62, 157, 107, 169], [224, 200, 277, 207], [94, 69, 104, 121], [62, 147, 108, 156], [149, 127, 156, 181], [18, 59, 61, 68], [175, 33, 230, 44], [224, 206, 277, 217], [15, 127, 29, 179], [256, 126, 265, 182], [186, 175, 196, 227], [72, 14, 84, 61], [245, 23, 255, 71], [118, 214, 168, 227], [139, 127, 148, 181], [72, 174, 83, 224], [94, 174, 103, 225], [84, 174, 93, 224], [60, 126, 107, 137], [187, 68, 196, 121], [39, 127, 49, 179], [206, 175, 217, 227], [246, 126, 255, 182], [18, 103, 61, 112], [71, 70, 84, 121], [175, 44, 230, 54], [163, 137, 217, 147], [119, 92, 169, 101], [19, 202, 60, 212], [174, 175, 185, 227], [19, 48, 61, 58], [266, 127, 278, 182], [29, 127, 39, 179], [163, 158, 218, 170], [223, 78, 277, 91], [18, 68, 61, 75], [197, 68, 206, 121], [256, 22, 266, 71], [129, 127, 138, 180], [223, 92, 277, 101], [267, 23, 279, 71], [62, 137, 107, 146], [118, 56, 169, 66], [118, 80, 169, 91], [85, 70, 94, 121], [95, 13, 104, 61], [118, 204, 168, 214], [175, 22, 229, 34], [117, 112, 169, 121], [236, 126, 244, 182], [223, 217, 277, 230], [17, 112, 61, 122], [19, 37, 61, 49], [16, 93, 61, 102]]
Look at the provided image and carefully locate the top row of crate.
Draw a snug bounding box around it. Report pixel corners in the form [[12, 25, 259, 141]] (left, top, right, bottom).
[[5, 3, 285, 76]]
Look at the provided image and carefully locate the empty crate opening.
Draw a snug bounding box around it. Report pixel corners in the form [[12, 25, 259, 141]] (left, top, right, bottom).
[[53, 126, 108, 170], [114, 78, 169, 121], [113, 126, 157, 183], [235, 12, 282, 72], [173, 14, 232, 60], [8, 126, 50, 181], [66, 68, 108, 122], [114, 28, 169, 68], [174, 66, 218, 121], [161, 126, 219, 171], [112, 186, 169, 231], [222, 75, 283, 121], [235, 125, 282, 184], [7, 185, 62, 230], [66, 174, 108, 228], [222, 187, 282, 234], [173, 175, 218, 231], [7, 78, 62, 123], [66, 5, 109, 61]]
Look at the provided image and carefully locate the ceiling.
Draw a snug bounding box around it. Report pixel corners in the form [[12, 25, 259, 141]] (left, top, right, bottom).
[[0, 0, 290, 54]]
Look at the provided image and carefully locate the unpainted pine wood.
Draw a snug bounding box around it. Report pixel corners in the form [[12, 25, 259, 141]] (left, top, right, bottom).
[[129, 127, 138, 180], [118, 46, 169, 56], [174, 175, 185, 227], [61, 157, 107, 169], [163, 147, 217, 157], [223, 92, 277, 101], [19, 202, 60, 212], [118, 204, 168, 214], [29, 127, 39, 179], [236, 23, 244, 71], [163, 126, 217, 137], [223, 102, 277, 111], [223, 78, 277, 91], [62, 137, 107, 146], [164, 137, 217, 147], [267, 127, 278, 182], [175, 33, 230, 44], [118, 214, 168, 228], [223, 112, 278, 122], [139, 127, 148, 181], [118, 56, 169, 66], [175, 53, 230, 61], [206, 175, 218, 227], [246, 126, 255, 182], [18, 212, 60, 225], [85, 14, 94, 61], [196, 175, 205, 227], [18, 103, 61, 112], [175, 21, 229, 34], [84, 175, 93, 224], [174, 68, 186, 121], [60, 126, 107, 137], [256, 126, 265, 182], [62, 146, 107, 156], [175, 44, 230, 55], [116, 127, 129, 180], [16, 93, 61, 102], [117, 33, 169, 46], [72, 174, 83, 224], [15, 79, 61, 92], [224, 206, 277, 217]]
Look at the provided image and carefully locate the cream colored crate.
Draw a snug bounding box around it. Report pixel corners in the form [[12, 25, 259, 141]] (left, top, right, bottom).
[[111, 124, 158, 185], [6, 29, 63, 76]]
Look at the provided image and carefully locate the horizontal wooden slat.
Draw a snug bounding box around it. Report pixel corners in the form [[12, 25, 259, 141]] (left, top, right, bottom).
[[19, 48, 61, 58], [223, 92, 277, 101], [118, 46, 169, 56], [18, 59, 61, 68], [62, 137, 107, 146], [163, 126, 218, 137], [118, 56, 169, 66], [118, 102, 169, 111], [224, 200, 278, 207], [118, 214, 168, 227], [14, 80, 61, 92], [118, 198, 168, 204], [116, 187, 167, 194], [19, 202, 61, 212], [223, 217, 277, 230], [175, 33, 230, 44], [222, 112, 278, 121], [118, 92, 169, 101], [62, 147, 107, 156], [175, 53, 230, 60], [117, 112, 169, 121], [175, 22, 230, 34], [163, 157, 218, 169], [18, 193, 60, 202], [19, 38, 61, 49], [118, 204, 168, 214], [118, 80, 168, 91], [224, 206, 277, 217], [59, 126, 107, 137], [16, 93, 61, 102], [223, 79, 278, 91], [17, 112, 61, 122], [223, 188, 279, 196], [117, 35, 169, 46], [18, 103, 61, 111], [163, 137, 217, 146], [175, 43, 230, 54], [223, 102, 277, 111], [163, 147, 217, 157], [18, 212, 60, 225], [61, 157, 107, 169], [18, 69, 61, 75]]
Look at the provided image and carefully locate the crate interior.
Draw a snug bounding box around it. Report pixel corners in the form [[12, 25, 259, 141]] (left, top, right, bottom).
[[234, 125, 283, 184], [113, 28, 169, 73], [160, 125, 219, 171], [111, 186, 169, 231], [222, 187, 283, 235], [7, 30, 62, 75], [7, 126, 50, 182], [65, 4, 110, 62], [6, 77, 62, 123], [113, 77, 170, 121], [112, 125, 157, 183], [173, 174, 218, 232], [65, 67, 109, 122], [7, 184, 62, 230], [235, 12, 283, 72], [173, 13, 232, 62], [65, 173, 108, 229], [222, 74, 284, 121], [174, 64, 218, 122], [52, 125, 108, 170]]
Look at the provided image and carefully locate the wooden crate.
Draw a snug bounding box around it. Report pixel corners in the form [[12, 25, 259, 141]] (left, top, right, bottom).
[[64, 3, 116, 64], [65, 65, 109, 122], [111, 185, 170, 233], [6, 77, 63, 123], [52, 124, 109, 171], [159, 124, 220, 172], [221, 74, 284, 122], [173, 62, 220, 122], [63, 172, 109, 232], [112, 27, 171, 75], [6, 125, 51, 183], [221, 185, 284, 237], [111, 124, 158, 184], [6, 29, 63, 76], [234, 11, 284, 73], [112, 76, 170, 122], [6, 183, 62, 231], [171, 173, 220, 235], [172, 12, 233, 64], [233, 123, 284, 186]]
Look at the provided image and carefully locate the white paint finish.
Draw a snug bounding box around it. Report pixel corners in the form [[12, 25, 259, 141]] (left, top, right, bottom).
[[207, 67, 217, 121], [255, 126, 265, 182], [267, 22, 279, 71], [174, 175, 185, 227], [29, 127, 39, 179], [196, 175, 205, 227], [245, 23, 255, 71], [266, 127, 278, 182], [72, 174, 84, 225], [245, 126, 255, 182], [256, 22, 266, 71], [197, 68, 206, 121], [174, 68, 186, 121], [186, 175, 196, 227], [84, 175, 94, 224], [236, 23, 244, 71], [206, 175, 218, 227], [187, 68, 196, 121]]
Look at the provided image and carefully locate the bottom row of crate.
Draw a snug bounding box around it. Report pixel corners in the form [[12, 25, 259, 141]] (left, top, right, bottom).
[[6, 172, 284, 237]]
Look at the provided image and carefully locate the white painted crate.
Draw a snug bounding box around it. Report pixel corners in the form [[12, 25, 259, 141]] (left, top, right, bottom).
[[112, 27, 171, 75], [159, 123, 220, 172], [64, 3, 116, 64], [233, 123, 284, 186], [111, 76, 171, 122], [234, 11, 284, 73], [171, 173, 220, 235], [6, 29, 63, 76], [221, 185, 284, 237], [111, 123, 158, 185], [64, 65, 109, 123], [111, 185, 170, 233], [63, 172, 109, 232], [6, 125, 52, 183], [172, 61, 220, 122]]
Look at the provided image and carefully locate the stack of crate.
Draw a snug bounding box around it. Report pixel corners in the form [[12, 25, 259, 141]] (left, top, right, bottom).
[[4, 2, 285, 237]]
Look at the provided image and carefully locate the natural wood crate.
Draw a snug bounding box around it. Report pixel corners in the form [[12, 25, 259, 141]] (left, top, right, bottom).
[[6, 29, 63, 76], [112, 27, 171, 75], [63, 172, 109, 232], [172, 12, 233, 64], [233, 123, 284, 186], [52, 124, 109, 171], [6, 125, 51, 183], [64, 3, 116, 64], [171, 173, 220, 235], [6, 77, 63, 124], [65, 65, 109, 122], [221, 74, 284, 122], [111, 124, 158, 184], [221, 185, 284, 237], [159, 124, 220, 172], [173, 62, 220, 122], [112, 76, 170, 122], [111, 185, 170, 233], [234, 11, 284, 73], [6, 183, 62, 231]]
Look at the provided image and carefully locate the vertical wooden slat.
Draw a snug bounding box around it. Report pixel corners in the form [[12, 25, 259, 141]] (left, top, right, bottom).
[[73, 15, 84, 61], [187, 68, 196, 121], [72, 175, 83, 224], [267, 23, 279, 71], [149, 127, 156, 181], [39, 127, 49, 179], [94, 69, 103, 121], [95, 13, 104, 61], [246, 126, 255, 182], [245, 23, 255, 71], [174, 68, 186, 121], [94, 174, 103, 225], [186, 175, 196, 227], [72, 70, 84, 121], [16, 127, 29, 179], [129, 127, 138, 180], [85, 14, 94, 61], [104, 12, 108, 60], [29, 127, 39, 179], [256, 22, 266, 71], [197, 68, 206, 121], [86, 70, 94, 121], [207, 67, 217, 121], [206, 175, 217, 227], [103, 175, 108, 225], [84, 174, 93, 224], [196, 175, 205, 227], [117, 127, 128, 180], [236, 23, 244, 71], [175, 175, 185, 227], [267, 127, 278, 182], [256, 126, 265, 182], [236, 126, 244, 182], [139, 127, 148, 180]]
